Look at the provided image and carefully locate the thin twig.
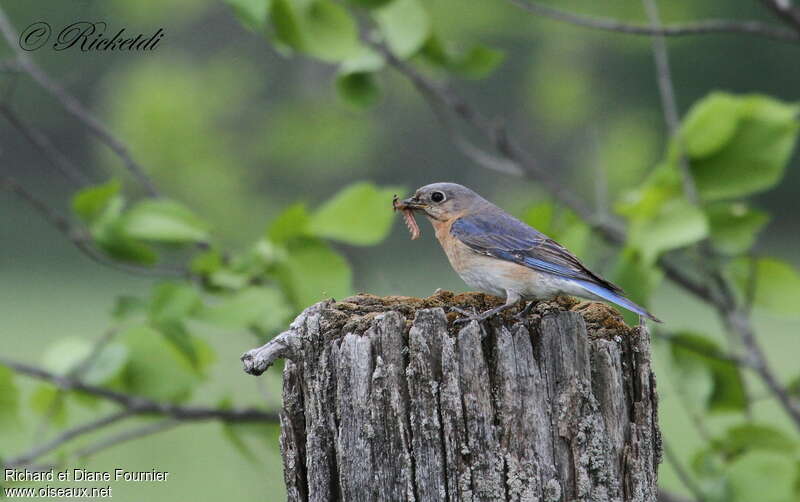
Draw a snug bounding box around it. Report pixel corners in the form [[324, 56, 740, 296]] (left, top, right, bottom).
[[370, 37, 716, 307], [0, 356, 281, 424], [654, 330, 748, 367], [0, 173, 188, 278], [507, 0, 800, 43], [658, 488, 698, 502], [642, 0, 699, 205], [662, 440, 707, 502], [0, 7, 160, 196], [73, 419, 181, 460], [759, 0, 800, 33], [641, 0, 800, 432], [0, 103, 93, 187], [4, 410, 135, 467], [34, 329, 121, 437]]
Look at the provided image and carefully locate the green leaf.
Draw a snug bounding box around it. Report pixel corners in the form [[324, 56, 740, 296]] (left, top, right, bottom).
[[82, 343, 128, 385], [72, 180, 122, 224], [375, 0, 430, 58], [420, 36, 504, 79], [681, 92, 743, 159], [729, 257, 800, 318], [190, 249, 224, 276], [727, 452, 796, 502], [274, 238, 352, 308], [121, 199, 209, 243], [195, 286, 293, 332], [72, 182, 158, 265], [41, 338, 94, 376], [30, 385, 67, 426], [119, 325, 213, 401], [267, 203, 310, 244], [707, 203, 769, 255], [669, 332, 747, 413], [712, 423, 796, 460], [40, 338, 128, 386], [336, 72, 381, 109], [0, 365, 19, 426], [687, 94, 799, 201], [226, 0, 271, 30], [628, 196, 708, 266], [448, 46, 505, 79], [112, 295, 148, 320], [149, 282, 202, 323], [158, 320, 199, 371], [347, 0, 394, 7], [787, 374, 800, 399], [271, 0, 360, 62], [308, 182, 402, 245]]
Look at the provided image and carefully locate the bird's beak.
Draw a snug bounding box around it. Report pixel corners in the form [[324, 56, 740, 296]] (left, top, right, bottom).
[[399, 196, 427, 210]]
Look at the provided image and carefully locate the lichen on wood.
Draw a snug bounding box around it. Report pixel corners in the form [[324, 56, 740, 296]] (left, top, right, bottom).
[[242, 291, 661, 502]]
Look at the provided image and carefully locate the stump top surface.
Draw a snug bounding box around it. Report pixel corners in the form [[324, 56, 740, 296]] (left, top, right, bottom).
[[330, 291, 633, 339]]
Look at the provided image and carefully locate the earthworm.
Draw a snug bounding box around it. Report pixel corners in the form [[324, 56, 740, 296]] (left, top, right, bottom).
[[393, 195, 421, 240]]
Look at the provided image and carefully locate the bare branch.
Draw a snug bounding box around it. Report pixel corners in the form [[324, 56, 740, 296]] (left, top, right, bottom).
[[640, 0, 800, 433], [0, 356, 280, 424], [642, 0, 699, 205], [759, 0, 800, 33], [0, 103, 93, 187], [0, 7, 160, 196], [662, 440, 707, 502], [653, 330, 749, 367], [507, 0, 800, 43], [4, 410, 135, 468], [658, 488, 699, 502], [369, 37, 717, 308], [726, 310, 800, 429], [73, 419, 180, 461]]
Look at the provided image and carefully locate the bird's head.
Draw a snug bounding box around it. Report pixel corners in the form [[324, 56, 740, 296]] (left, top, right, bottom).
[[399, 182, 484, 221]]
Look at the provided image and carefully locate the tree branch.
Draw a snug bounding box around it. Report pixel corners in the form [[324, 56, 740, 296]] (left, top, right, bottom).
[[759, 0, 800, 33], [0, 356, 280, 423], [369, 37, 716, 308], [0, 103, 92, 187], [73, 419, 180, 461], [662, 440, 707, 502], [4, 410, 136, 468], [640, 0, 800, 433], [0, 174, 189, 278], [507, 0, 800, 43], [0, 7, 160, 196]]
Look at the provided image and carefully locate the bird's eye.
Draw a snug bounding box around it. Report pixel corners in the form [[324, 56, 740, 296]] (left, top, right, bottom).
[[431, 191, 445, 203]]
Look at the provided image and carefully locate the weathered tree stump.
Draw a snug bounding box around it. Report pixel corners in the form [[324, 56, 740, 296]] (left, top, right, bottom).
[[242, 291, 661, 502]]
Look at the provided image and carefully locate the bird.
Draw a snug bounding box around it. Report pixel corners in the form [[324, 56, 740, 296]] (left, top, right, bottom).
[[397, 182, 661, 323]]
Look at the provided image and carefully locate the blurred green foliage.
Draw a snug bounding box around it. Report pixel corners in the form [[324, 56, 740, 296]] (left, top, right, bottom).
[[2, 0, 800, 500]]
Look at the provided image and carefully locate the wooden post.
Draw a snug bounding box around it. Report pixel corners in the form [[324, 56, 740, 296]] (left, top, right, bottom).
[[242, 292, 661, 502]]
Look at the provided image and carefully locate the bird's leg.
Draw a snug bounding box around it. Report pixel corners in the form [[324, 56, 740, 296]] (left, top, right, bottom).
[[514, 300, 536, 320], [449, 305, 478, 318], [453, 290, 521, 325]]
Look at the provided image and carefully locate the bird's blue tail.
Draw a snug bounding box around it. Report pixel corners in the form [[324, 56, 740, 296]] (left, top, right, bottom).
[[574, 280, 662, 323]]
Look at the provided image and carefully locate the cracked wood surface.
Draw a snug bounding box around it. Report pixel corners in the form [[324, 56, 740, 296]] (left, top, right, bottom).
[[242, 292, 661, 502]]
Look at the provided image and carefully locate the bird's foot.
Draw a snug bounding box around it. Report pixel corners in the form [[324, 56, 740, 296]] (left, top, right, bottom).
[[451, 305, 505, 325], [513, 301, 536, 321]]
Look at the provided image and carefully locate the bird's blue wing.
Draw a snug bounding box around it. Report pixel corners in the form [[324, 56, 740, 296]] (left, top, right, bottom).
[[451, 212, 623, 293]]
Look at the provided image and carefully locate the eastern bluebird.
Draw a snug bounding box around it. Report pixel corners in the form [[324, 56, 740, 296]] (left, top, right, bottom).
[[398, 182, 661, 323]]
